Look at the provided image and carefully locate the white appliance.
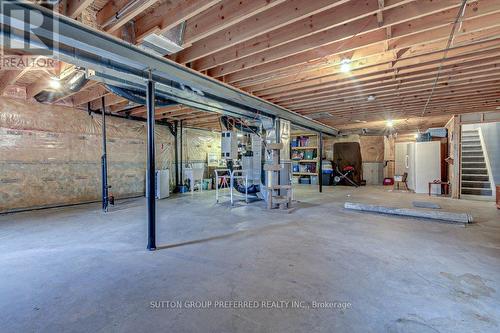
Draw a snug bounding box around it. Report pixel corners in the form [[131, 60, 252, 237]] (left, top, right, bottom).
[[155, 169, 170, 199], [395, 141, 441, 194], [221, 131, 238, 160]]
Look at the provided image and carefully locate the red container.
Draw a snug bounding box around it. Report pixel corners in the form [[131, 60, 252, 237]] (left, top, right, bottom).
[[383, 178, 394, 186]]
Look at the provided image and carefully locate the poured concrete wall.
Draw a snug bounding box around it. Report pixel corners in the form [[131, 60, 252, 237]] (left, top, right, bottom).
[[0, 97, 219, 213]]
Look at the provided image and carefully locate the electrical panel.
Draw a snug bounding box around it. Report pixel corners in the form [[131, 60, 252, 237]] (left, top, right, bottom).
[[221, 131, 238, 160]]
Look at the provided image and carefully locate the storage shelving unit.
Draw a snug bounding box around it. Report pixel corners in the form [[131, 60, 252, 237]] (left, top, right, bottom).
[[291, 133, 319, 184]]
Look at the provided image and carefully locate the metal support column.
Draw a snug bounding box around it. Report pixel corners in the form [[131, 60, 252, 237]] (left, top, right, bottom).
[[146, 79, 156, 251], [174, 120, 180, 190], [180, 120, 184, 185], [319, 132, 323, 193], [101, 96, 109, 212]]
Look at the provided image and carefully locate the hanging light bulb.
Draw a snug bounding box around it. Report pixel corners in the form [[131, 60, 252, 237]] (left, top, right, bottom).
[[49, 78, 61, 89], [386, 119, 394, 128], [340, 58, 351, 73]]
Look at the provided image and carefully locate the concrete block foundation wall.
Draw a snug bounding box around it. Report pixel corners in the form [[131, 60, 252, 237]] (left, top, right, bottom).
[[0, 97, 218, 213]]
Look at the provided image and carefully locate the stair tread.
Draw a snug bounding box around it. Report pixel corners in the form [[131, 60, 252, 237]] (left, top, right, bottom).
[[461, 180, 490, 183], [462, 186, 491, 191]]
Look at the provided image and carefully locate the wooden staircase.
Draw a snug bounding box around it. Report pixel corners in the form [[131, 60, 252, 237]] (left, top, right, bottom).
[[461, 129, 493, 198]]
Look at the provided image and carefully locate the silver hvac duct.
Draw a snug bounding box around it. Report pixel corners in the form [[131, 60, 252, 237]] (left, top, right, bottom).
[[0, 1, 338, 136]]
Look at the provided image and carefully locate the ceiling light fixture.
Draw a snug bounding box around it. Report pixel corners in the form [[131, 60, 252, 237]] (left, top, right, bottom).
[[340, 59, 351, 73], [367, 95, 376, 102], [386, 119, 394, 128], [49, 78, 61, 89]]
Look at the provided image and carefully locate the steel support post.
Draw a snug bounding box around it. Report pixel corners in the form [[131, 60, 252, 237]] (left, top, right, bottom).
[[146, 79, 156, 251], [319, 132, 323, 193], [101, 96, 109, 211]]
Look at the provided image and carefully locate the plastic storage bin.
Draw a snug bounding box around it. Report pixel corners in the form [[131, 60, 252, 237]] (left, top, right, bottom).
[[304, 151, 314, 160], [299, 177, 311, 184]]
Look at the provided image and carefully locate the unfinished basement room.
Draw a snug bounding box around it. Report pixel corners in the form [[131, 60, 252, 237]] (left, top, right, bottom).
[[1, 0, 500, 332]]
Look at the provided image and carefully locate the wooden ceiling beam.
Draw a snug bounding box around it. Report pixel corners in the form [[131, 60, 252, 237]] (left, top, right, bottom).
[[97, 0, 158, 33], [219, 2, 500, 82], [53, 80, 99, 104], [207, 0, 463, 77], [135, 0, 223, 43], [109, 100, 134, 113], [72, 85, 110, 106], [237, 25, 500, 90], [299, 90, 500, 117], [154, 108, 200, 119], [297, 84, 500, 112], [0, 67, 31, 94], [274, 57, 500, 105], [334, 114, 454, 131], [191, 0, 419, 71], [281, 66, 500, 109], [255, 42, 500, 98], [182, 0, 288, 46], [66, 0, 94, 19], [317, 99, 500, 125], [128, 104, 188, 116], [304, 88, 500, 112], [234, 28, 500, 89], [174, 0, 352, 64], [304, 94, 500, 121], [155, 110, 207, 120], [26, 78, 50, 99], [90, 94, 125, 109], [131, 104, 191, 117], [323, 102, 500, 126]]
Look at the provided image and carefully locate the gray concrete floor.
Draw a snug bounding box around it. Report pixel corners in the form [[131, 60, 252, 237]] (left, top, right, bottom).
[[1, 186, 499, 333]]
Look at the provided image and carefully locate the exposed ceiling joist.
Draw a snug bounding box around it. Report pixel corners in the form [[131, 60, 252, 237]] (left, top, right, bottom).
[[135, 0, 222, 42], [174, 0, 352, 64], [66, 0, 94, 18], [97, 0, 158, 33]]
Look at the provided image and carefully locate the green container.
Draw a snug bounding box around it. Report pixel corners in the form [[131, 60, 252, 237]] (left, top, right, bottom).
[[202, 179, 212, 190], [304, 151, 314, 160]]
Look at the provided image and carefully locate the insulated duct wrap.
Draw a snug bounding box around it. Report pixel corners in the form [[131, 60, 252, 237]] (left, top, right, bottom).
[[182, 128, 221, 163], [0, 97, 174, 212]]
